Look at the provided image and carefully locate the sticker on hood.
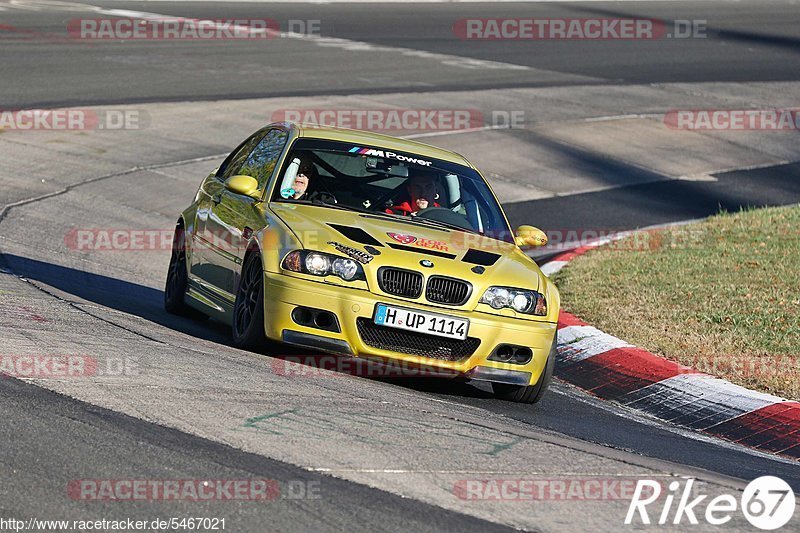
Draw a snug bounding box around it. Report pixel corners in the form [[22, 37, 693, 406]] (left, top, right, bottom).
[[387, 233, 449, 252], [387, 232, 417, 245], [327, 241, 374, 264]]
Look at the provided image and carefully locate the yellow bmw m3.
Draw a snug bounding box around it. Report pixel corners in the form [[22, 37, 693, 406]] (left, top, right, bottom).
[[165, 122, 559, 403]]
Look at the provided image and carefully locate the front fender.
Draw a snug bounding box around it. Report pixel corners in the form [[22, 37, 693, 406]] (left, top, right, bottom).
[[541, 272, 561, 325], [178, 205, 199, 258], [249, 214, 303, 274]]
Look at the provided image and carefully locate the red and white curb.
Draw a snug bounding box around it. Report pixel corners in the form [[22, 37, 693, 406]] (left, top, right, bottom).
[[544, 243, 800, 460]]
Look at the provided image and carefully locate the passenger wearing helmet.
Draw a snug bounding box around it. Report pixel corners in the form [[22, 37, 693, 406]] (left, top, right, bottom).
[[386, 175, 440, 216]]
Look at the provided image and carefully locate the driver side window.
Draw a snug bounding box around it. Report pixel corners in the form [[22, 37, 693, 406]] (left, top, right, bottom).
[[240, 129, 289, 189], [217, 131, 267, 182]]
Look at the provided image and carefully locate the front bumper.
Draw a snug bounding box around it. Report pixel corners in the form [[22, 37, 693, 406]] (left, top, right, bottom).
[[262, 272, 557, 386]]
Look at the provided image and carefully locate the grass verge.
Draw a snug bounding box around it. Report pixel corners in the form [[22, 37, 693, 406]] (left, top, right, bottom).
[[553, 205, 800, 400]]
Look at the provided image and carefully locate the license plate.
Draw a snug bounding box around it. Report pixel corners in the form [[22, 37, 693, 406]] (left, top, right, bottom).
[[374, 304, 469, 341]]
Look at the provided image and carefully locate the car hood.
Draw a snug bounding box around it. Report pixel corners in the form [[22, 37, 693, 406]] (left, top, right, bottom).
[[270, 202, 542, 292]]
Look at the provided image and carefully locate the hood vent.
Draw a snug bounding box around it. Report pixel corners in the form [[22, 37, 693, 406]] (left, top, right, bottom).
[[327, 224, 383, 247], [462, 249, 500, 266]]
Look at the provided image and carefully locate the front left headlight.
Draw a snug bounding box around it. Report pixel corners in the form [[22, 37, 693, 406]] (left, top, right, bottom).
[[480, 286, 547, 316]]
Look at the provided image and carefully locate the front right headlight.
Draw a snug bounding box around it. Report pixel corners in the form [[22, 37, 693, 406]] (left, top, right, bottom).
[[282, 250, 365, 282], [480, 286, 547, 316]]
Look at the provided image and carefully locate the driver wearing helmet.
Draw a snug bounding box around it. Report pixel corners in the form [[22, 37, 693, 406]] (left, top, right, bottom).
[[287, 161, 316, 201], [386, 175, 440, 216]]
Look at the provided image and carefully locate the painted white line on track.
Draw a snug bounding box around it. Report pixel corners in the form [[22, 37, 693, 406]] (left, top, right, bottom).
[[4, 0, 99, 10], [84, 5, 532, 72], [581, 113, 663, 123]]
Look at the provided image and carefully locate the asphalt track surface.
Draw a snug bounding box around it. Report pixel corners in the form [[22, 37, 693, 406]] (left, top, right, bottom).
[[1, 1, 800, 531], [1, 0, 800, 108], [0, 378, 517, 532]]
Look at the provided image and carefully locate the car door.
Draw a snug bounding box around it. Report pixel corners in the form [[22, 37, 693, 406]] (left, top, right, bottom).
[[201, 128, 289, 304], [190, 130, 268, 304]]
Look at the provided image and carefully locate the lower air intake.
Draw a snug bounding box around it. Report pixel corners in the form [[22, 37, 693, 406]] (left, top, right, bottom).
[[356, 318, 480, 361]]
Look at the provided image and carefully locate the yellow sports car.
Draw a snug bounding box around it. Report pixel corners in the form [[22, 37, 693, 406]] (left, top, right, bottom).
[[165, 122, 559, 403]]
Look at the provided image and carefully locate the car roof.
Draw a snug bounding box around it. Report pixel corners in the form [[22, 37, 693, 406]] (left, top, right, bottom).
[[273, 121, 475, 168]]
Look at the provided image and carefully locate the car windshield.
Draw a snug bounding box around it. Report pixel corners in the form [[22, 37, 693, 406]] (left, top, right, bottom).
[[271, 138, 513, 243]]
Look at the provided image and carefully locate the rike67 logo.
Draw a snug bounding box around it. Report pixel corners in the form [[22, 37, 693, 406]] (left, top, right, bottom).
[[626, 476, 795, 530]]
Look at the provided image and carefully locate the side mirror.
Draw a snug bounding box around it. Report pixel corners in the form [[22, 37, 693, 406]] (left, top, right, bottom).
[[224, 175, 260, 199], [515, 225, 548, 248]]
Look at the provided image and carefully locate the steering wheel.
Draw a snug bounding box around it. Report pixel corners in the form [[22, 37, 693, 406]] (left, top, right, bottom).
[[371, 185, 406, 212], [415, 207, 474, 231], [311, 191, 338, 205]]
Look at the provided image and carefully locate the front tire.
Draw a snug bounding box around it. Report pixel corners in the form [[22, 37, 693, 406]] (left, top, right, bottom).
[[492, 341, 556, 404], [232, 251, 269, 350], [164, 224, 205, 319]]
